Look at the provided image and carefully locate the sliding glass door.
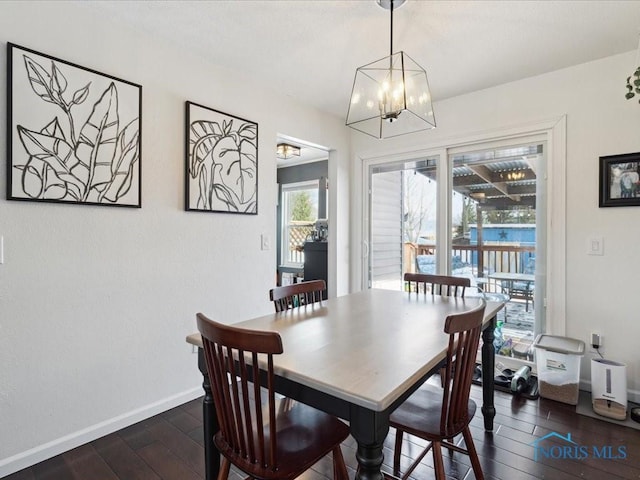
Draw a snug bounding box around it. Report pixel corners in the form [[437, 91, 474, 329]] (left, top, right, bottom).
[[367, 138, 548, 361]]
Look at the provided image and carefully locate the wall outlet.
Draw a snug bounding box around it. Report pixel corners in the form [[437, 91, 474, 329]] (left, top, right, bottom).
[[591, 332, 602, 349]]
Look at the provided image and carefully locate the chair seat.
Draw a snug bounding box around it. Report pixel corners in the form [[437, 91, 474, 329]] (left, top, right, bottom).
[[215, 401, 350, 480], [390, 384, 477, 440]]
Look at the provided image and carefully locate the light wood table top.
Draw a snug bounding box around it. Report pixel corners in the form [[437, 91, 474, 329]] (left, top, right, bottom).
[[187, 288, 504, 412]]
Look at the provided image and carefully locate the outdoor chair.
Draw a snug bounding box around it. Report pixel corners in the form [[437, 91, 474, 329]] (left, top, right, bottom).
[[508, 257, 535, 312], [404, 273, 471, 297], [391, 302, 486, 480], [269, 279, 326, 312], [415, 254, 468, 276], [196, 313, 349, 480]]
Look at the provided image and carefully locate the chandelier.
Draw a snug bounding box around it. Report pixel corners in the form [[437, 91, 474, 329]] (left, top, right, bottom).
[[346, 0, 436, 139]]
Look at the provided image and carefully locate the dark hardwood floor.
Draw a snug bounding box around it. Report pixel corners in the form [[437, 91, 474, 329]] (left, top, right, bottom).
[[5, 383, 640, 480]]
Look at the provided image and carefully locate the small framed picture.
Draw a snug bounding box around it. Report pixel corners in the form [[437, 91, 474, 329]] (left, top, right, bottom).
[[599, 152, 640, 207], [185, 101, 258, 214]]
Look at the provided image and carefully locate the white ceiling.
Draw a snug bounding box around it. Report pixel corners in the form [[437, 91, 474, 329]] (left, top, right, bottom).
[[80, 0, 640, 162]]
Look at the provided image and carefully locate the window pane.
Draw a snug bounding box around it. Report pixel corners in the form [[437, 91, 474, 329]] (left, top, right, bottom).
[[281, 181, 319, 266], [450, 143, 543, 360], [369, 157, 438, 290], [286, 190, 318, 223]]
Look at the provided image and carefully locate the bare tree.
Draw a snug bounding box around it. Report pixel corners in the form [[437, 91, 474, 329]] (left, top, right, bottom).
[[454, 196, 478, 242], [403, 172, 435, 243]]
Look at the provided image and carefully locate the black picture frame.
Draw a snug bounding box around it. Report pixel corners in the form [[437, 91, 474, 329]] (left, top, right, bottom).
[[599, 152, 640, 207], [185, 101, 258, 214], [7, 43, 142, 207]]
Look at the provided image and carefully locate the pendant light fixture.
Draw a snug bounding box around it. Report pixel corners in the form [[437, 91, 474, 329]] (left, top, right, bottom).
[[276, 143, 301, 160], [346, 0, 436, 139]]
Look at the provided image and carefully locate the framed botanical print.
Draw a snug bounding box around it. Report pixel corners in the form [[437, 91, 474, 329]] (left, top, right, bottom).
[[7, 43, 142, 207], [185, 101, 258, 214]]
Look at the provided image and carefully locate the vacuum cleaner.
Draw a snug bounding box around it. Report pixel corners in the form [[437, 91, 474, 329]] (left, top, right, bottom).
[[510, 366, 532, 394], [492, 365, 533, 395]]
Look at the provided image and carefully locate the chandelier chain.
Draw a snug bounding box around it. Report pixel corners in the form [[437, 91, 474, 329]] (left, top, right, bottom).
[[390, 0, 394, 56]]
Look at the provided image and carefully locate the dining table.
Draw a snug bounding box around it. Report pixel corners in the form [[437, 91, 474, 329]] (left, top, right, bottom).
[[185, 288, 506, 480]]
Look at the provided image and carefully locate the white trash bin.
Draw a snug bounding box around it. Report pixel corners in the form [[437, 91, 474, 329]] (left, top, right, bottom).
[[591, 358, 627, 420], [533, 334, 585, 405]]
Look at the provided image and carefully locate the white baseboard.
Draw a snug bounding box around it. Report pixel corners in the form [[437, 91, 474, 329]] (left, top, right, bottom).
[[0, 386, 202, 478]]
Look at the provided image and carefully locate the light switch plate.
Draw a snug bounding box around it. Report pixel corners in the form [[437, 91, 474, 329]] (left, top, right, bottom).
[[587, 236, 604, 256], [261, 234, 270, 251]]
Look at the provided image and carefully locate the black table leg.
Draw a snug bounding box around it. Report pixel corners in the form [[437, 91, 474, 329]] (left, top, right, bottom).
[[350, 406, 389, 480], [481, 315, 496, 432], [198, 348, 219, 480]]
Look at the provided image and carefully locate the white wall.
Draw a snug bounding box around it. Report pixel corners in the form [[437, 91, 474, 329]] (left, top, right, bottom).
[[0, 2, 349, 474], [350, 52, 640, 398], [3, 1, 639, 474]]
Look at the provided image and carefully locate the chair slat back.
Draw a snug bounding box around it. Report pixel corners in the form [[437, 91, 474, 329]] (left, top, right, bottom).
[[269, 280, 326, 312], [197, 313, 283, 474], [439, 302, 485, 436], [404, 273, 470, 297]]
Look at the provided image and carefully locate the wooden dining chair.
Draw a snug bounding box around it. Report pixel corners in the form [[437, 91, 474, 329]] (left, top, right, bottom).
[[390, 302, 486, 480], [269, 279, 326, 312], [196, 313, 349, 480], [404, 273, 470, 297], [405, 273, 472, 386]]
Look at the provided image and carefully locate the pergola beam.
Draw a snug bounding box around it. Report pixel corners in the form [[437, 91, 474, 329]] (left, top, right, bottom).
[[466, 164, 520, 202], [454, 169, 536, 187]]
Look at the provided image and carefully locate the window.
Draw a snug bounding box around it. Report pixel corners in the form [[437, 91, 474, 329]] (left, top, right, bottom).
[[281, 180, 319, 266]]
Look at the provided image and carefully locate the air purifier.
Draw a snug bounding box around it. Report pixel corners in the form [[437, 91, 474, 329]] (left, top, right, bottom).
[[591, 358, 627, 420]]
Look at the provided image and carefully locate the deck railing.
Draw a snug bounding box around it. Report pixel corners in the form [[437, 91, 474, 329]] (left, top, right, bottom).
[[404, 242, 535, 277]]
